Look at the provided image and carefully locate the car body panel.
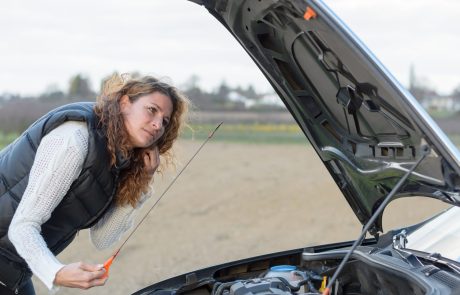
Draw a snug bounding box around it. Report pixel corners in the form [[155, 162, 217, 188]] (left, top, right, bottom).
[[407, 206, 460, 262], [190, 0, 460, 235]]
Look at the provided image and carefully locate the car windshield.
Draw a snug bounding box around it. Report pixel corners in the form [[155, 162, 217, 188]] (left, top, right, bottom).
[[406, 206, 460, 262]]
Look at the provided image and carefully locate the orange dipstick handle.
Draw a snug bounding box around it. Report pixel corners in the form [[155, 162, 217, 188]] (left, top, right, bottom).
[[322, 287, 331, 295], [102, 255, 116, 279]]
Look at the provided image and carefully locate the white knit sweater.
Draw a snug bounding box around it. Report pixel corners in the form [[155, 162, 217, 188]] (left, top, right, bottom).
[[8, 121, 149, 291]]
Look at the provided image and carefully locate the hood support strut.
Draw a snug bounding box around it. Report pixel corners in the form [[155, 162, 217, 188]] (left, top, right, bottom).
[[323, 145, 431, 295]]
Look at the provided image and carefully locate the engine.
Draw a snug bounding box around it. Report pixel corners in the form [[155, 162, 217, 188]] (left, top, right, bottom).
[[211, 277, 321, 295], [211, 266, 324, 295]]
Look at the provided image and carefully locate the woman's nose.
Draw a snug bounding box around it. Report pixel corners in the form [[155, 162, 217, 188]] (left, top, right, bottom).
[[151, 116, 163, 130]]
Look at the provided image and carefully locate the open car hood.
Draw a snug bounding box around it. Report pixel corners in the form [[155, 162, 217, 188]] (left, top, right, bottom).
[[190, 0, 460, 235]]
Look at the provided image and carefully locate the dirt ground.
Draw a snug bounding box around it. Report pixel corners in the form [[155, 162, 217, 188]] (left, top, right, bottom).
[[33, 140, 449, 295]]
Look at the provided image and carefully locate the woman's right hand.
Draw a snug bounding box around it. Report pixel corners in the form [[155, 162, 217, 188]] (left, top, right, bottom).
[[144, 146, 160, 176], [54, 262, 107, 289]]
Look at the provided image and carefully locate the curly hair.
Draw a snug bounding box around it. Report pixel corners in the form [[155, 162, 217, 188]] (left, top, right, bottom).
[[94, 73, 189, 207]]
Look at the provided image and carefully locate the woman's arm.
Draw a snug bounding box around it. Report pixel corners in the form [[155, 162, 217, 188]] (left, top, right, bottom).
[[89, 192, 151, 249], [90, 147, 158, 249], [7, 121, 97, 290]]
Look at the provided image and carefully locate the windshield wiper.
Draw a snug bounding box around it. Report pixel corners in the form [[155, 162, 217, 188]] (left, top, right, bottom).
[[390, 230, 460, 275], [418, 252, 460, 276]]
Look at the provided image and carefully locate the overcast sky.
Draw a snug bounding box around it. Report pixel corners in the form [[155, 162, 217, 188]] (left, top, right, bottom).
[[1, 0, 459, 96]]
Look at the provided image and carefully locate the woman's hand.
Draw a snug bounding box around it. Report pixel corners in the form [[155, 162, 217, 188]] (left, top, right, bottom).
[[144, 146, 160, 176], [54, 262, 107, 289]]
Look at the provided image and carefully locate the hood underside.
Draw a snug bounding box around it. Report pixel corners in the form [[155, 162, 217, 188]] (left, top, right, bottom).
[[191, 0, 460, 235]]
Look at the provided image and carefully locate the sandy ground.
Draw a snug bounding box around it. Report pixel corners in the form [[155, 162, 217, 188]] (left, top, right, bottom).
[[32, 140, 449, 295]]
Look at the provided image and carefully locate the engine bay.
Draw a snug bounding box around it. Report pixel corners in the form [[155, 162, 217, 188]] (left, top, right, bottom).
[[134, 243, 460, 295]]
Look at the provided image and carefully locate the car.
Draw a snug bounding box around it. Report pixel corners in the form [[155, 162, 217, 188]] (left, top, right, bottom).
[[132, 0, 460, 294]]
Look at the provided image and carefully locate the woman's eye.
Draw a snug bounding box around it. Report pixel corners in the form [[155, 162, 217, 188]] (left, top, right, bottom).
[[147, 106, 157, 114]]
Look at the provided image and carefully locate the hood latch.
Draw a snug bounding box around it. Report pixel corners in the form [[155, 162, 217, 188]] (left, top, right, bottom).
[[392, 229, 408, 249]]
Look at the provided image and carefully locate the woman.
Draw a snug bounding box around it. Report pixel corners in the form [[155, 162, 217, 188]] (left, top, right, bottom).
[[0, 74, 189, 294]]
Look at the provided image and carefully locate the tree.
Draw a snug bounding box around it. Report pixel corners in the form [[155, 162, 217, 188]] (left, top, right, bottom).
[[408, 66, 437, 102], [39, 83, 65, 102], [215, 81, 230, 103], [452, 85, 460, 100], [68, 74, 94, 98], [245, 85, 258, 98], [183, 74, 200, 90]]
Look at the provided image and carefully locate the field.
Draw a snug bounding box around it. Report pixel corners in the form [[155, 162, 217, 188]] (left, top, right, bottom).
[[0, 132, 18, 149], [0, 114, 456, 294], [28, 137, 449, 295]]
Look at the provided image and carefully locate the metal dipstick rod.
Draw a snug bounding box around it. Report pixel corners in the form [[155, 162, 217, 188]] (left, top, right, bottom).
[[103, 122, 223, 276]]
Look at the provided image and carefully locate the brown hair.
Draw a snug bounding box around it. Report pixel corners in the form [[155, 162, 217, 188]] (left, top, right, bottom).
[[95, 73, 189, 207]]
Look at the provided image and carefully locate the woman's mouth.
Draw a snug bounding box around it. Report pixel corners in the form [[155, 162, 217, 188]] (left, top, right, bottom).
[[143, 128, 155, 138]]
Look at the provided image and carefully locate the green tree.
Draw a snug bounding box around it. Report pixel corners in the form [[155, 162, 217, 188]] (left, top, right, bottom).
[[452, 85, 460, 100], [39, 83, 65, 102], [215, 81, 230, 103], [68, 74, 94, 98]]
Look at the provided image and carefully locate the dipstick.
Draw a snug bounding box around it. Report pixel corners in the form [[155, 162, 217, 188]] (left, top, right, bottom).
[[102, 122, 223, 277]]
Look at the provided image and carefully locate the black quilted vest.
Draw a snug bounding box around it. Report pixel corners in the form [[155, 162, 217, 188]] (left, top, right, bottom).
[[0, 102, 123, 274]]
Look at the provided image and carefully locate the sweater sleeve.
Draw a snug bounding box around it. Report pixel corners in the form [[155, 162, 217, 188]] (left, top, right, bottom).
[[89, 191, 152, 250], [8, 121, 89, 291]]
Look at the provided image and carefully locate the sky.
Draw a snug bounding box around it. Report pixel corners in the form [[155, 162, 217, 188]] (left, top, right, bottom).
[[1, 0, 460, 96]]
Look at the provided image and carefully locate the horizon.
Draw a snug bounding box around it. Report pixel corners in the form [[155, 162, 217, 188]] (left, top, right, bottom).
[[0, 66, 448, 99]]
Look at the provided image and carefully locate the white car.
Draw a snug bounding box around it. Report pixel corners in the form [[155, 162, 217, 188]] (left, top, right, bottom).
[[134, 0, 460, 294]]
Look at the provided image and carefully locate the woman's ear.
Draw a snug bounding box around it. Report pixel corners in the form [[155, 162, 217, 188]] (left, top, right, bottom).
[[120, 94, 131, 112]]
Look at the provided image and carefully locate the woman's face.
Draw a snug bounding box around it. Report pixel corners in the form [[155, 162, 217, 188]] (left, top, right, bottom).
[[120, 91, 173, 148]]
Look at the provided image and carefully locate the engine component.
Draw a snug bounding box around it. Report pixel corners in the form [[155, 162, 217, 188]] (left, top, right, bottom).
[[230, 278, 290, 295], [211, 278, 320, 295], [264, 265, 306, 287]]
